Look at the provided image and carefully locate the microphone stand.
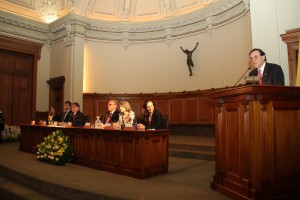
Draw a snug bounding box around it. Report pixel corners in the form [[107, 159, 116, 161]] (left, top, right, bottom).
[[234, 67, 251, 86]]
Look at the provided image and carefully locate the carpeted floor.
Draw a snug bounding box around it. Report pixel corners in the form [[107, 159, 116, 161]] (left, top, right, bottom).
[[0, 142, 230, 200]]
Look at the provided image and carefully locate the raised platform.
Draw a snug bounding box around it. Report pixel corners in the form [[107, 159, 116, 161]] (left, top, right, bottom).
[[0, 142, 229, 200], [169, 135, 215, 160]]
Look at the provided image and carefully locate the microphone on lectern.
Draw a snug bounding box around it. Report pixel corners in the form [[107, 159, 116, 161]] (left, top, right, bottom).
[[234, 67, 251, 86]]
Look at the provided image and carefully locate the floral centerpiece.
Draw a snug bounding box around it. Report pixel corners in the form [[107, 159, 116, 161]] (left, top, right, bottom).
[[37, 129, 73, 165], [1, 125, 20, 142]]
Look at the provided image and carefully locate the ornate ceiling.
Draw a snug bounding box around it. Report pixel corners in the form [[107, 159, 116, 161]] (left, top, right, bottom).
[[0, 0, 250, 46], [0, 0, 223, 23]]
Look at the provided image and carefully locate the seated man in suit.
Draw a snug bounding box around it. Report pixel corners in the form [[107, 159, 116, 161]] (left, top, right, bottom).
[[69, 102, 86, 127], [102, 99, 120, 125], [137, 100, 165, 130], [248, 48, 284, 86], [61, 101, 72, 123]]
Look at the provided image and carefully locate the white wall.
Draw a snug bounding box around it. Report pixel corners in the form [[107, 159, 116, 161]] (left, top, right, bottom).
[[36, 45, 50, 111], [250, 0, 300, 86], [50, 37, 85, 107], [84, 15, 252, 94]]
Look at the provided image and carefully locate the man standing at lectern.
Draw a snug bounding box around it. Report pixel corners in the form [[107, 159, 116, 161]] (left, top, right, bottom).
[[248, 48, 285, 86]]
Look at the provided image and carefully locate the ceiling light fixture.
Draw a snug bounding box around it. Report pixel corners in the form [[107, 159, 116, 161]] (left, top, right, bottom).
[[38, 0, 61, 23]]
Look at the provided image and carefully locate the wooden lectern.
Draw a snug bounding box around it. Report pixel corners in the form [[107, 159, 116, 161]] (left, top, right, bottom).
[[208, 85, 300, 200]]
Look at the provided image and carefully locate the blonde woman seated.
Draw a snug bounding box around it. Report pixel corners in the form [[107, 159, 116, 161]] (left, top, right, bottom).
[[113, 101, 137, 129]]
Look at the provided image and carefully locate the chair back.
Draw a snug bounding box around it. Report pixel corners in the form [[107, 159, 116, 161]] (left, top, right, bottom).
[[162, 113, 169, 129]]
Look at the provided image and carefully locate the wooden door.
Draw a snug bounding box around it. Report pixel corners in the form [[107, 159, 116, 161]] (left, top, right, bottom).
[[47, 76, 65, 116], [0, 49, 33, 125]]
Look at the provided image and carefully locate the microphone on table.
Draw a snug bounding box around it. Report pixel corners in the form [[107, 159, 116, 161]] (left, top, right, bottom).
[[234, 67, 251, 86]]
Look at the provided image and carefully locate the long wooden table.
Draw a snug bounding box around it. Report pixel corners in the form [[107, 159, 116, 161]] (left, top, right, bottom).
[[19, 125, 169, 179]]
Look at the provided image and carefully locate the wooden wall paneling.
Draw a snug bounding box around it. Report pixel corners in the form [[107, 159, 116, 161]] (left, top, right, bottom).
[[0, 73, 13, 122], [95, 100, 108, 121], [102, 132, 117, 169], [35, 111, 48, 122], [199, 96, 214, 124], [134, 137, 142, 168], [214, 100, 224, 183], [76, 132, 90, 164], [14, 53, 32, 72], [155, 99, 170, 116], [0, 50, 14, 70], [170, 99, 184, 123], [82, 89, 218, 125], [161, 135, 168, 167], [209, 85, 300, 199], [273, 102, 300, 177], [142, 135, 151, 170], [185, 98, 198, 122], [85, 131, 103, 168], [47, 76, 65, 115], [224, 103, 240, 175], [13, 74, 32, 124], [150, 136, 163, 169], [240, 101, 250, 183], [83, 97, 96, 122], [119, 134, 135, 172], [18, 125, 36, 153]]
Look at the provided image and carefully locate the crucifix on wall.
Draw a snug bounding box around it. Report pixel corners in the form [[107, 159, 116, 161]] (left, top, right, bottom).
[[180, 42, 199, 76]]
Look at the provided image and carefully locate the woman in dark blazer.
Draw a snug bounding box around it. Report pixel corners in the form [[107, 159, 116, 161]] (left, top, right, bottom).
[[138, 100, 165, 130]]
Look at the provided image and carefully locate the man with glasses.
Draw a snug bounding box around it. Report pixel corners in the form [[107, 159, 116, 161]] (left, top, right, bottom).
[[102, 100, 120, 125], [69, 102, 86, 127]]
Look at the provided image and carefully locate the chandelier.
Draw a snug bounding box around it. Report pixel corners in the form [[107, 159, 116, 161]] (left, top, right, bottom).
[[38, 0, 62, 23]]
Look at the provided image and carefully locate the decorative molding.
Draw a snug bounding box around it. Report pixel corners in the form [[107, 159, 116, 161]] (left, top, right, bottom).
[[0, 0, 249, 46], [280, 28, 300, 86], [0, 10, 48, 43], [85, 0, 248, 44], [63, 24, 74, 46], [122, 0, 131, 22], [163, 0, 172, 18]]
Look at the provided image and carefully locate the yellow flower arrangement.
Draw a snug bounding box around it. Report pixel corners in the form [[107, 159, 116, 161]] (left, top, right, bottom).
[[36, 129, 73, 165]]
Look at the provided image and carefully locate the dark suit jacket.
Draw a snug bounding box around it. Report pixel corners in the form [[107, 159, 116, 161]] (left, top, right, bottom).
[[249, 62, 285, 86], [141, 108, 165, 130], [61, 109, 72, 122], [103, 110, 120, 124], [69, 111, 86, 127]]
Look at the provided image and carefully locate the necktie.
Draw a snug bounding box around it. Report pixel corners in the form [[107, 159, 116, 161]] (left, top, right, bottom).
[[258, 69, 262, 85], [63, 110, 69, 121], [107, 113, 112, 123]]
